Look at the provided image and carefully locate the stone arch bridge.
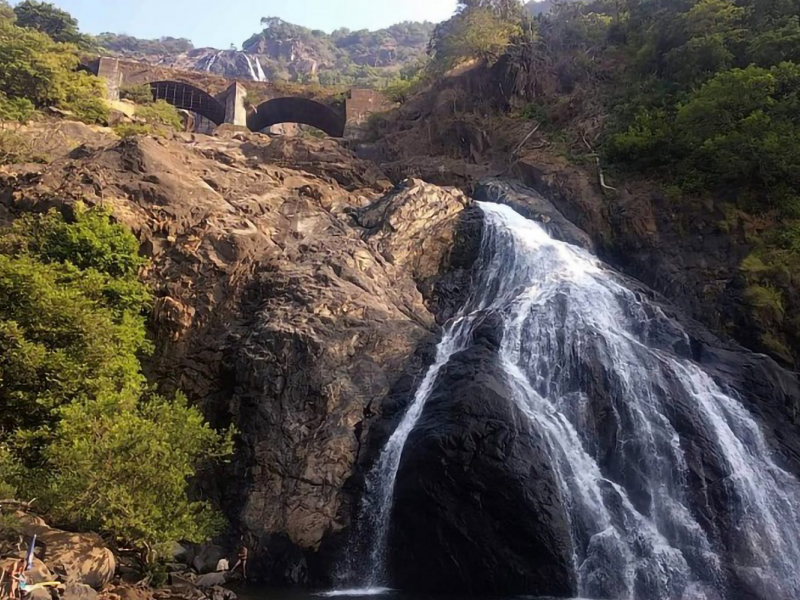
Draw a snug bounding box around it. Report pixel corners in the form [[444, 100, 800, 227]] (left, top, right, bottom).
[[89, 57, 392, 137]]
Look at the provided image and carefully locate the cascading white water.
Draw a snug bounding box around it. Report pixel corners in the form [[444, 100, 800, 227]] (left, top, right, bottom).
[[243, 54, 261, 82], [479, 202, 800, 599], [254, 56, 267, 82], [205, 51, 221, 73], [343, 315, 476, 588], [344, 201, 800, 599]]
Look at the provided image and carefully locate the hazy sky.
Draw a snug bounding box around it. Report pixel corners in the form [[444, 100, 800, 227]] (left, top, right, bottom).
[[23, 0, 461, 49]]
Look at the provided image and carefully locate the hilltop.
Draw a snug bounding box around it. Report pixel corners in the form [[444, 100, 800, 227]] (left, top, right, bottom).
[[96, 19, 436, 88]]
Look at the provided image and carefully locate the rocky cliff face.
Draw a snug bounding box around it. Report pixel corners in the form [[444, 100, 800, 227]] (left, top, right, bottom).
[[4, 124, 800, 597], [0, 131, 474, 584]]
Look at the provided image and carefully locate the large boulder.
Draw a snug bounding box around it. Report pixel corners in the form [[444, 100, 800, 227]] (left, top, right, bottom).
[[21, 523, 115, 589], [389, 314, 576, 596], [190, 545, 226, 575], [63, 582, 99, 600]]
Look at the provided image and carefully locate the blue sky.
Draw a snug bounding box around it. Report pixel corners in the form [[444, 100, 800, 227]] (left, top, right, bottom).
[[22, 0, 461, 49]]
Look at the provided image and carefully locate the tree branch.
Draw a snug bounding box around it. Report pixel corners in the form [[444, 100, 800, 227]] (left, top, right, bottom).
[[581, 132, 618, 194]]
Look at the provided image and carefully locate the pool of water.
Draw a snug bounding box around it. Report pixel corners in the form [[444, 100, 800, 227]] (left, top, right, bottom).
[[236, 587, 591, 600]]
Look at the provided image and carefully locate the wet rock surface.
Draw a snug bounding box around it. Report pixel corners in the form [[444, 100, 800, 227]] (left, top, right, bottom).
[[389, 315, 576, 596]]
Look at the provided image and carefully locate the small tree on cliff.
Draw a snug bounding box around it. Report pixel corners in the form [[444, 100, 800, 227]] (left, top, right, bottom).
[[429, 5, 521, 70]]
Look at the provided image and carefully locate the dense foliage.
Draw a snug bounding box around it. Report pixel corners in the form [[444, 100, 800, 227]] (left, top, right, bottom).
[[13, 0, 94, 49], [515, 0, 800, 361], [0, 207, 231, 556], [429, 1, 525, 70], [0, 16, 107, 124], [95, 33, 194, 56], [0, 0, 14, 21]]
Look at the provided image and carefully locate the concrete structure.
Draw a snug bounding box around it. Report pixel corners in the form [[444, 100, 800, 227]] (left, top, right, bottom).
[[90, 57, 393, 137]]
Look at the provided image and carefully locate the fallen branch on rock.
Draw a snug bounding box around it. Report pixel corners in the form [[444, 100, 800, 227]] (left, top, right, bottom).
[[581, 132, 618, 194], [512, 122, 541, 158], [0, 499, 36, 511]]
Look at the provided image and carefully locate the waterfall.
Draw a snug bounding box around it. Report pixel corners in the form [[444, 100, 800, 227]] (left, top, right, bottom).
[[254, 56, 267, 82], [343, 316, 476, 588], [243, 54, 260, 82], [343, 200, 800, 599], [205, 51, 220, 73]]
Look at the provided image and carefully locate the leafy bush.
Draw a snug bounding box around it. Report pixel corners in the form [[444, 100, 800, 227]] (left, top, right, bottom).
[[112, 101, 183, 138], [11, 204, 148, 278], [113, 123, 153, 139], [137, 100, 183, 130], [120, 84, 155, 105], [46, 392, 232, 555], [0, 93, 36, 123], [0, 207, 232, 556]]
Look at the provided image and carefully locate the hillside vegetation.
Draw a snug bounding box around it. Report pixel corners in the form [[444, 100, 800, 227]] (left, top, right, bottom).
[[97, 18, 436, 89], [406, 0, 800, 364], [529, 0, 800, 362], [0, 0, 232, 563]]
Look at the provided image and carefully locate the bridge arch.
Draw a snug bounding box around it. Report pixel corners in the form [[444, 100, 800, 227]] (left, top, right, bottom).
[[148, 81, 226, 126], [248, 97, 345, 137]]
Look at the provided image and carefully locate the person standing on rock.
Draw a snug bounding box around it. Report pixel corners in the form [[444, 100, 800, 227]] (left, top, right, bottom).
[[7, 560, 24, 599], [231, 538, 248, 580]]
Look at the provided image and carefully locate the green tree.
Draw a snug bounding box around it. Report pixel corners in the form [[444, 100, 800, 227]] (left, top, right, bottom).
[[0, 208, 150, 460], [13, 0, 93, 48], [676, 63, 800, 203], [430, 7, 520, 69], [46, 393, 232, 555], [0, 19, 108, 124], [0, 206, 232, 556]]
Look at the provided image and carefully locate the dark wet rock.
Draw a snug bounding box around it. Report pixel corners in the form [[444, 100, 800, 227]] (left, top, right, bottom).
[[474, 178, 595, 251], [389, 330, 576, 596]]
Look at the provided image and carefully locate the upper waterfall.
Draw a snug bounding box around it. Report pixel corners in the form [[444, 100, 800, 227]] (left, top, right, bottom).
[[343, 199, 800, 600]]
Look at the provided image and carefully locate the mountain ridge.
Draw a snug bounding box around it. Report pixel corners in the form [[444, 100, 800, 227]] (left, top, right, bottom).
[[97, 18, 436, 88]]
